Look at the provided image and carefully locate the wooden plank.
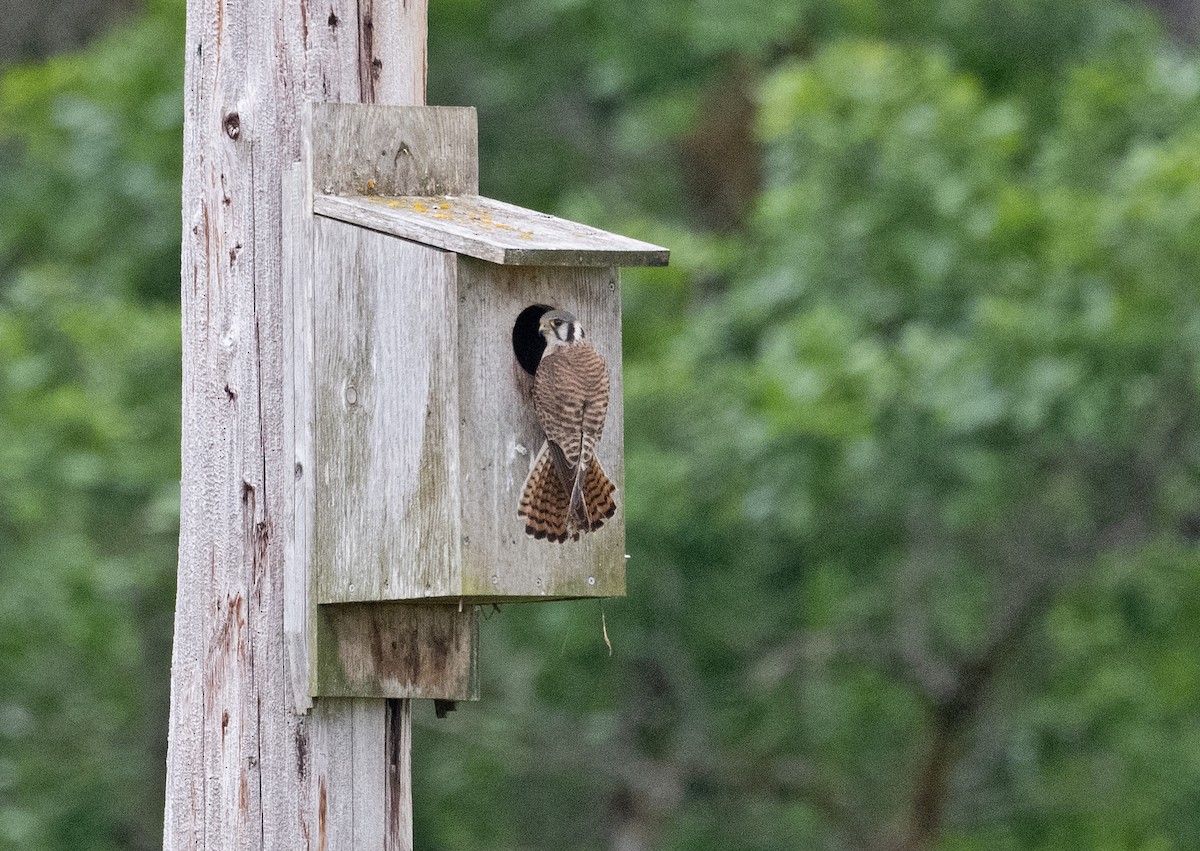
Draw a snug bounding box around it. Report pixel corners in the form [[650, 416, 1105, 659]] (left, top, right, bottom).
[[308, 698, 387, 850], [308, 699, 355, 851], [358, 0, 428, 107], [315, 603, 479, 699], [314, 193, 671, 267], [299, 0, 362, 120], [351, 699, 386, 835], [301, 106, 480, 699], [168, 0, 437, 848], [310, 103, 478, 197], [384, 699, 414, 851], [282, 162, 316, 713], [309, 239, 628, 603], [359, 12, 430, 851], [312, 217, 464, 603], [456, 259, 627, 599]]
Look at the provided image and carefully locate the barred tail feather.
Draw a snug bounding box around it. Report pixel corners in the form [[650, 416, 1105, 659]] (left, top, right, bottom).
[[583, 453, 614, 528], [562, 454, 616, 536], [518, 442, 573, 543], [582, 456, 617, 530], [521, 444, 617, 542]]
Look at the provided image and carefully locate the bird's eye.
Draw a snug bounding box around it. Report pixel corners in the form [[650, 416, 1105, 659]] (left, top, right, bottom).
[[552, 319, 563, 327]]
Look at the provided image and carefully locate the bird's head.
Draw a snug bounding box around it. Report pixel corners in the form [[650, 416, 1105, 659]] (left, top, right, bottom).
[[538, 309, 583, 347]]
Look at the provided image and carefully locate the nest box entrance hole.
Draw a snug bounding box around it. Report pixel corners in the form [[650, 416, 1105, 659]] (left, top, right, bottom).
[[512, 303, 554, 376]]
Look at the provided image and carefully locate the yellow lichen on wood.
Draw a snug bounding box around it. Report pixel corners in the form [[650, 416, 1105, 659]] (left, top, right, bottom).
[[313, 191, 671, 267], [377, 195, 562, 241]]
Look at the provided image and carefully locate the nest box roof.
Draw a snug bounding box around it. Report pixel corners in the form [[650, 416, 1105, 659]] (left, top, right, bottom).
[[314, 192, 669, 267]]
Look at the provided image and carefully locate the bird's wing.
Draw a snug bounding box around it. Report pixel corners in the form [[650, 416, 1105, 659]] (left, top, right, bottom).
[[533, 344, 610, 469]]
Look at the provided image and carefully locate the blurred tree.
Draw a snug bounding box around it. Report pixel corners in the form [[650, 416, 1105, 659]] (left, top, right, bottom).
[[420, 3, 1200, 851], [1142, 0, 1200, 42], [0, 2, 182, 848], [0, 0, 141, 65]]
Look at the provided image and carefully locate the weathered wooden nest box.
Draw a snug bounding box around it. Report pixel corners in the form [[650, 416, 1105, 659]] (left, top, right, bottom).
[[283, 103, 668, 706]]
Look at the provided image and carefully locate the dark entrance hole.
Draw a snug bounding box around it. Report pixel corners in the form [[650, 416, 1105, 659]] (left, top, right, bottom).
[[512, 304, 554, 375]]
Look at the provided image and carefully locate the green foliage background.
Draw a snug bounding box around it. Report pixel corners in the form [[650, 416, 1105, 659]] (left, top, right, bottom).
[[3, 0, 1200, 848]]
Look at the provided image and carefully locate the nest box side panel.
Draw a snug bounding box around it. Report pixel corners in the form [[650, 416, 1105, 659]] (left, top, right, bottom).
[[456, 257, 626, 599], [313, 217, 463, 603]]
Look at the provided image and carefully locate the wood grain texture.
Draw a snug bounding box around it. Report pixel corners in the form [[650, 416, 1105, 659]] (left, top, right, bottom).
[[310, 246, 625, 602], [314, 193, 671, 267], [384, 698, 414, 851], [315, 603, 479, 699], [312, 217, 463, 604], [283, 163, 316, 713], [168, 0, 435, 848], [456, 258, 626, 599], [311, 103, 478, 196], [289, 149, 479, 704], [307, 698, 386, 850], [357, 0, 428, 107]]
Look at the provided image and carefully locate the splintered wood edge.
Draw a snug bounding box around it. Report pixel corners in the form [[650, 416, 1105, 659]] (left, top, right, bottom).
[[313, 193, 671, 267]]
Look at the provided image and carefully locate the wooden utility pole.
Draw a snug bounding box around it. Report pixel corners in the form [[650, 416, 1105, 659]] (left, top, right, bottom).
[[165, 0, 429, 847]]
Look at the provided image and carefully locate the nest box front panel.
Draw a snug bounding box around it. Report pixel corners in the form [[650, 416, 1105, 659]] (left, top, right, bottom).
[[313, 217, 462, 604], [456, 257, 626, 599]]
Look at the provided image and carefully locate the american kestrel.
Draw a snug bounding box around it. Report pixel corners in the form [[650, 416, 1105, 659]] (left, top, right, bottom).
[[518, 309, 617, 542]]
